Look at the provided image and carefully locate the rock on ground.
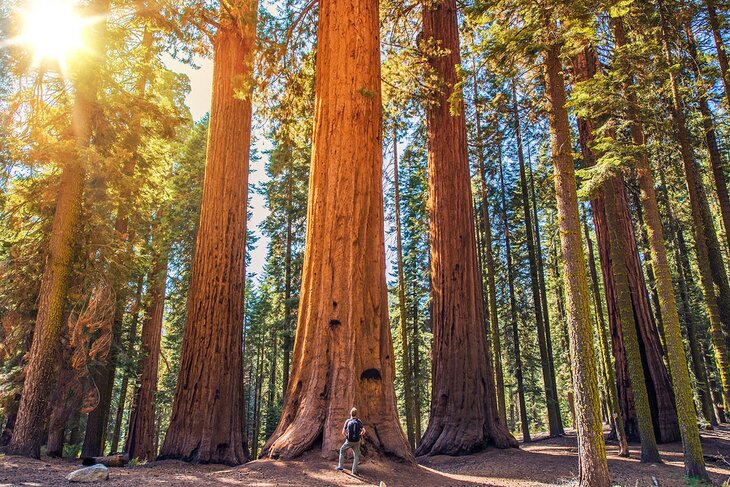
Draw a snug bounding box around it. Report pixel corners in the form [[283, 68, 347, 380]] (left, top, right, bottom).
[[67, 463, 110, 482]]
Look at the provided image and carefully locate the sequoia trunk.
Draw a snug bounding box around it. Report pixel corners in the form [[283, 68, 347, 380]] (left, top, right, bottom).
[[260, 0, 411, 461], [415, 0, 516, 456], [604, 178, 661, 464], [158, 4, 257, 465]]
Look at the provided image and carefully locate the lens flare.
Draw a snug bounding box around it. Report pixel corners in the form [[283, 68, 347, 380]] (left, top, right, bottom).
[[7, 0, 99, 75]]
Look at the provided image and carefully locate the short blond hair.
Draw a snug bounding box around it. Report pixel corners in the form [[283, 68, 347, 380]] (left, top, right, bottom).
[[350, 408, 358, 418]]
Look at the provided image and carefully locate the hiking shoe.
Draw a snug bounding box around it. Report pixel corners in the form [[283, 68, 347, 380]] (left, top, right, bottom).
[[336, 467, 344, 471]]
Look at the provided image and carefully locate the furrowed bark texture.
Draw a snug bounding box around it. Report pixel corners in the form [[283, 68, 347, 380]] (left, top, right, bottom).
[[543, 33, 609, 486], [416, 0, 517, 456], [573, 45, 678, 444], [260, 0, 412, 461], [604, 179, 661, 464], [158, 7, 256, 465], [631, 101, 710, 486]]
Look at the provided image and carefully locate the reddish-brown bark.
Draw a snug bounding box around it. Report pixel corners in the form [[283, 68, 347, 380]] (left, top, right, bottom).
[[260, 0, 411, 461], [158, 6, 256, 465], [416, 0, 517, 456], [572, 47, 678, 444]]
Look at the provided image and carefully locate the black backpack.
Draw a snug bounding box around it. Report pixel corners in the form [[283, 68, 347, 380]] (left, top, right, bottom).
[[346, 419, 363, 442]]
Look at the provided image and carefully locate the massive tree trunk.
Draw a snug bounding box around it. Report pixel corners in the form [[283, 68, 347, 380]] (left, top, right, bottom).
[[604, 178, 661, 464], [472, 65, 507, 427], [126, 245, 168, 461], [543, 23, 609, 485], [158, 5, 256, 465], [573, 44, 679, 444], [498, 154, 530, 443], [260, 0, 411, 461], [393, 128, 416, 448], [415, 0, 516, 456], [512, 81, 563, 437], [6, 1, 107, 456]]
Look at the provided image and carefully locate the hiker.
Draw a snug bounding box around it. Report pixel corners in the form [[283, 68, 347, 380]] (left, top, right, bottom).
[[337, 407, 366, 475]]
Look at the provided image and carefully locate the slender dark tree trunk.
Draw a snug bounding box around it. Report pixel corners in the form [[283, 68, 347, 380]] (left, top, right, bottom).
[[126, 242, 168, 461], [526, 147, 560, 434], [684, 20, 730, 260], [83, 26, 155, 457], [109, 277, 144, 454], [281, 146, 294, 400], [498, 149, 530, 444], [706, 0, 730, 110], [657, 1, 730, 410], [667, 179, 718, 426], [512, 81, 562, 436], [393, 127, 416, 449], [412, 283, 423, 443], [472, 63, 507, 427], [260, 0, 411, 460], [584, 218, 629, 457], [159, 4, 257, 464]]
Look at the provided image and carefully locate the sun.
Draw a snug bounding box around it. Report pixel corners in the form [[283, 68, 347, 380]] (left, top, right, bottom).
[[12, 0, 95, 73]]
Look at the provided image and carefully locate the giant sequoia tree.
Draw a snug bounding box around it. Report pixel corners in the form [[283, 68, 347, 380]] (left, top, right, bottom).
[[260, 0, 412, 460], [158, 1, 257, 465], [416, 0, 517, 456]]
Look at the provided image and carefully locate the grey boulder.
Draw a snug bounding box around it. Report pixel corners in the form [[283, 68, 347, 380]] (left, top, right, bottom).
[[67, 464, 110, 482]]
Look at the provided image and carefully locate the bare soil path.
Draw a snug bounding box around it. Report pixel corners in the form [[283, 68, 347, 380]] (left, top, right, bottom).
[[1, 427, 729, 486]]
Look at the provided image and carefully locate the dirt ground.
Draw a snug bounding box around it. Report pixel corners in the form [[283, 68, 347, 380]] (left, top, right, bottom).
[[1, 426, 729, 486]]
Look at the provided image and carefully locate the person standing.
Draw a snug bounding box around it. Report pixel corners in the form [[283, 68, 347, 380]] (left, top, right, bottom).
[[337, 408, 366, 475]]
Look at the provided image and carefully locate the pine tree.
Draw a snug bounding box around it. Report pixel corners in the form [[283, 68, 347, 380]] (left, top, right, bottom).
[[6, 0, 109, 458]]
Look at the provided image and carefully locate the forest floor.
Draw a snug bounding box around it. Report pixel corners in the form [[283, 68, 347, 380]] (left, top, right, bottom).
[[1, 426, 729, 486]]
